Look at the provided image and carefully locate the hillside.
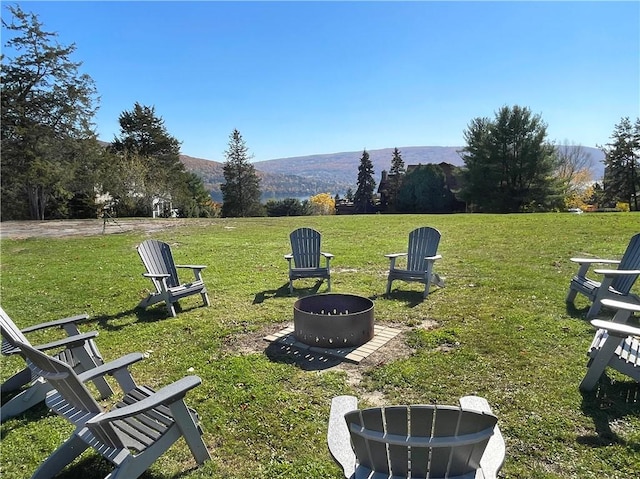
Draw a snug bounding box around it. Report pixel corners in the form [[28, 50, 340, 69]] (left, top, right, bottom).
[[181, 145, 605, 201], [180, 155, 347, 202]]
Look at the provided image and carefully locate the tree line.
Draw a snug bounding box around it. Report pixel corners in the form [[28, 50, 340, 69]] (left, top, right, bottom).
[[353, 107, 639, 214], [2, 6, 638, 220], [1, 7, 218, 220]]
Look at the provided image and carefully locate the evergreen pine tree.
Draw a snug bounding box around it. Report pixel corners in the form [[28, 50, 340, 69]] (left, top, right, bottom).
[[110, 103, 185, 216], [601, 117, 640, 210], [354, 149, 376, 213], [1, 5, 99, 220], [460, 105, 558, 212], [221, 129, 262, 217], [388, 147, 405, 210]]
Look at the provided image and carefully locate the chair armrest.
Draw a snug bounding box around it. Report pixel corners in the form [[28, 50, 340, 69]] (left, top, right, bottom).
[[176, 265, 206, 282], [459, 396, 505, 479], [5, 331, 100, 357], [76, 352, 145, 383], [20, 314, 90, 334], [458, 395, 492, 413], [143, 273, 171, 279], [284, 254, 293, 260], [28, 331, 100, 354], [328, 395, 358, 479], [590, 320, 640, 338], [385, 253, 407, 259], [570, 258, 620, 265], [87, 375, 202, 424], [321, 252, 334, 259], [600, 298, 640, 313], [425, 254, 442, 261], [2, 331, 98, 356], [593, 269, 640, 276]]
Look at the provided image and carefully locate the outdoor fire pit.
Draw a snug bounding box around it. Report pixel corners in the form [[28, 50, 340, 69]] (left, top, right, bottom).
[[293, 293, 375, 348]]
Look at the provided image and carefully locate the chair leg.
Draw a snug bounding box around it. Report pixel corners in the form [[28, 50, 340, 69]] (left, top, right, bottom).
[[386, 279, 392, 296], [138, 295, 154, 309], [586, 300, 603, 319], [580, 333, 621, 391], [71, 344, 113, 399], [201, 291, 211, 307], [1, 367, 33, 394], [566, 287, 578, 304], [327, 276, 331, 292], [1, 378, 52, 423], [423, 276, 432, 299], [31, 434, 89, 479], [289, 279, 294, 294], [170, 402, 211, 465], [167, 302, 177, 317]]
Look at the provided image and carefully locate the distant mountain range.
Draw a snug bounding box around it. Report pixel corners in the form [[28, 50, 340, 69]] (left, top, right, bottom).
[[180, 145, 605, 202]]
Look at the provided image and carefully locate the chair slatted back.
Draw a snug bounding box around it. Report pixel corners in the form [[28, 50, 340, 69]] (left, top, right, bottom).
[[613, 233, 640, 294], [16, 340, 125, 449], [290, 228, 322, 269], [0, 306, 31, 352], [138, 239, 180, 289], [406, 227, 441, 273], [345, 404, 497, 478]]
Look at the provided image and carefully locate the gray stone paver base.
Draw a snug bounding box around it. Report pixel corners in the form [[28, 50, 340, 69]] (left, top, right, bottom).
[[264, 325, 401, 364]]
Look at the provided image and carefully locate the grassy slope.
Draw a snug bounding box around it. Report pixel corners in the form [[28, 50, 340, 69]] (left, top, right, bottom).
[[1, 213, 638, 478]]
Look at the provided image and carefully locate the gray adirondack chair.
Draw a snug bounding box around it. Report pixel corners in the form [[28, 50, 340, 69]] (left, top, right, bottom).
[[137, 239, 210, 317], [328, 395, 505, 479], [385, 226, 444, 299], [284, 227, 334, 294], [16, 339, 211, 479], [580, 298, 640, 391], [566, 233, 640, 318], [0, 306, 112, 422]]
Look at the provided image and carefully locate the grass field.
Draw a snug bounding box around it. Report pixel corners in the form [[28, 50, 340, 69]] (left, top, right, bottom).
[[1, 213, 639, 479]]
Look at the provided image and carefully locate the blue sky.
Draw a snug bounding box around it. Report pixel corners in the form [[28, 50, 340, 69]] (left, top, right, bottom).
[[5, 1, 639, 162]]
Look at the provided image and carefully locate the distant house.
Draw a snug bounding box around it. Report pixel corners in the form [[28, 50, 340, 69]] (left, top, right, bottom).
[[152, 195, 178, 218], [95, 190, 177, 218], [335, 199, 356, 215]]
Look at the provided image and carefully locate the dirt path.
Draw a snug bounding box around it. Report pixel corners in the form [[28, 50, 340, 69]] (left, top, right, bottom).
[[0, 218, 214, 239]]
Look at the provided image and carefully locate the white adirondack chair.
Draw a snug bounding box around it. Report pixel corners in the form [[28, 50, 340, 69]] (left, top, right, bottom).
[[0, 306, 112, 422], [385, 226, 444, 299], [566, 233, 640, 318], [580, 298, 640, 391], [16, 340, 211, 479], [328, 395, 505, 479], [284, 227, 333, 294], [137, 239, 210, 317]]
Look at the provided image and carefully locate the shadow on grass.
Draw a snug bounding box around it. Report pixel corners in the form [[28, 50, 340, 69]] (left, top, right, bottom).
[[264, 341, 343, 371], [254, 280, 333, 304], [252, 283, 292, 304], [92, 303, 210, 330], [565, 302, 590, 320], [378, 288, 443, 308], [49, 454, 198, 479], [0, 401, 50, 439], [565, 302, 622, 321], [578, 376, 640, 449]]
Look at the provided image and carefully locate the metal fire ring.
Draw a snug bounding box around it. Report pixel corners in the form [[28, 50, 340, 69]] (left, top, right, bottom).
[[293, 293, 375, 348]]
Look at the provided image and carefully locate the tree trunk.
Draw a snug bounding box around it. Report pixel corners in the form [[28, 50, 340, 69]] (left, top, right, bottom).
[[26, 184, 47, 220]]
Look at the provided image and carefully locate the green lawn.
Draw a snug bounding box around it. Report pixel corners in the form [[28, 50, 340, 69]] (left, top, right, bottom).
[[1, 213, 639, 479]]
